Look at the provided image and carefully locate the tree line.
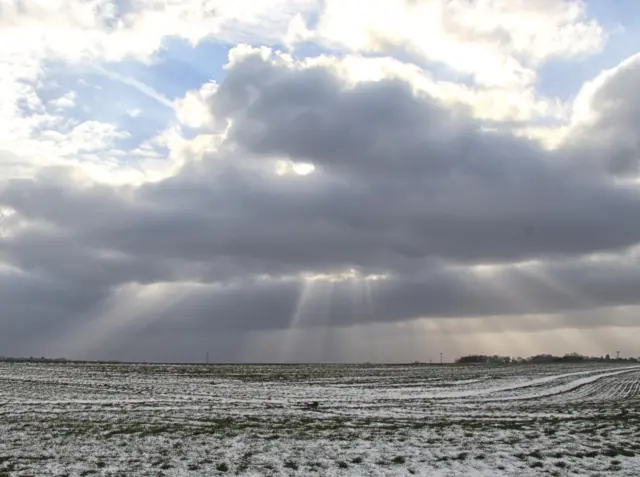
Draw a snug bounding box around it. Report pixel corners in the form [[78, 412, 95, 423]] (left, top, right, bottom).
[[455, 352, 639, 364]]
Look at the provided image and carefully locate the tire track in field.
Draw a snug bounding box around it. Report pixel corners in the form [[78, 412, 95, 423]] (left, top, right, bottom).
[[476, 367, 640, 403]]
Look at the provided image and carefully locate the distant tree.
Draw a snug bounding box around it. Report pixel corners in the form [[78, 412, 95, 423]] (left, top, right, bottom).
[[605, 354, 611, 360], [528, 354, 557, 363], [487, 355, 511, 365], [456, 355, 489, 364], [456, 355, 511, 365]]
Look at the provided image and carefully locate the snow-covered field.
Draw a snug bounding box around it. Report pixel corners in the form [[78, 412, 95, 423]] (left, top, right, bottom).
[[1, 362, 639, 476]]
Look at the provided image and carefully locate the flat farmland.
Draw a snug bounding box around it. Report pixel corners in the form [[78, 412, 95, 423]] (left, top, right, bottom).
[[1, 362, 639, 476]]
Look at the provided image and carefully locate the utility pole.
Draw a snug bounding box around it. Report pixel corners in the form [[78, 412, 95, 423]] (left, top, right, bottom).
[[440, 352, 443, 365], [205, 352, 209, 364]]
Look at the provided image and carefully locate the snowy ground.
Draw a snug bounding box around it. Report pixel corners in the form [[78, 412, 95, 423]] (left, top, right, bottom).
[[1, 362, 639, 476]]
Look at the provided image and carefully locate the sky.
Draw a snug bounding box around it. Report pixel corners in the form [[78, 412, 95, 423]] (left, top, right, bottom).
[[2, 0, 640, 363]]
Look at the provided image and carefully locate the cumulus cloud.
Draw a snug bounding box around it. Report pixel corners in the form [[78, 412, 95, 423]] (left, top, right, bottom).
[[564, 52, 640, 176], [175, 82, 219, 129]]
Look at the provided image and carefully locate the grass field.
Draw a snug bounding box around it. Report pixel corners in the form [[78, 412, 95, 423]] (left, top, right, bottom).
[[1, 361, 639, 476]]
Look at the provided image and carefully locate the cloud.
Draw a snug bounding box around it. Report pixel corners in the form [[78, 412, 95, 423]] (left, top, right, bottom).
[[175, 81, 219, 128], [563, 52, 640, 176], [203, 48, 640, 263], [0, 0, 318, 64], [279, 53, 567, 123], [2, 42, 640, 361], [50, 91, 77, 109], [301, 0, 605, 87]]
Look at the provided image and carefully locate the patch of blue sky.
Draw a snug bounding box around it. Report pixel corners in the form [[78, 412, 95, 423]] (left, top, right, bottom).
[[536, 0, 640, 102], [39, 38, 229, 152], [41, 63, 169, 151], [103, 37, 230, 100], [288, 40, 341, 59], [30, 77, 71, 110]]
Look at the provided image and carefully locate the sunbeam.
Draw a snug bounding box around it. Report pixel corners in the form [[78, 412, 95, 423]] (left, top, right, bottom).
[[45, 281, 197, 359], [276, 268, 391, 362]]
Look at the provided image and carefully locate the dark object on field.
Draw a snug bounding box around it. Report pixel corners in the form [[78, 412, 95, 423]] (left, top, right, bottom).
[[304, 401, 320, 410]]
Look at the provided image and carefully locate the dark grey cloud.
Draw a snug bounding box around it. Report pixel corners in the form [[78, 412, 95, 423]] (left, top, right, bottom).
[[67, 253, 640, 331], [2, 50, 640, 360], [207, 54, 640, 262]]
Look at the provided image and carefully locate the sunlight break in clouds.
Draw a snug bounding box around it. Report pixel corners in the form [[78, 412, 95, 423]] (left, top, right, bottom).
[[301, 0, 605, 87], [1, 0, 640, 362]]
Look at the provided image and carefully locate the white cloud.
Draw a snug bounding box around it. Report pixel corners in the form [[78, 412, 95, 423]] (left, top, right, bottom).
[[303, 0, 605, 88], [0, 0, 318, 65], [310, 53, 567, 122], [174, 81, 219, 129], [50, 91, 77, 109]]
